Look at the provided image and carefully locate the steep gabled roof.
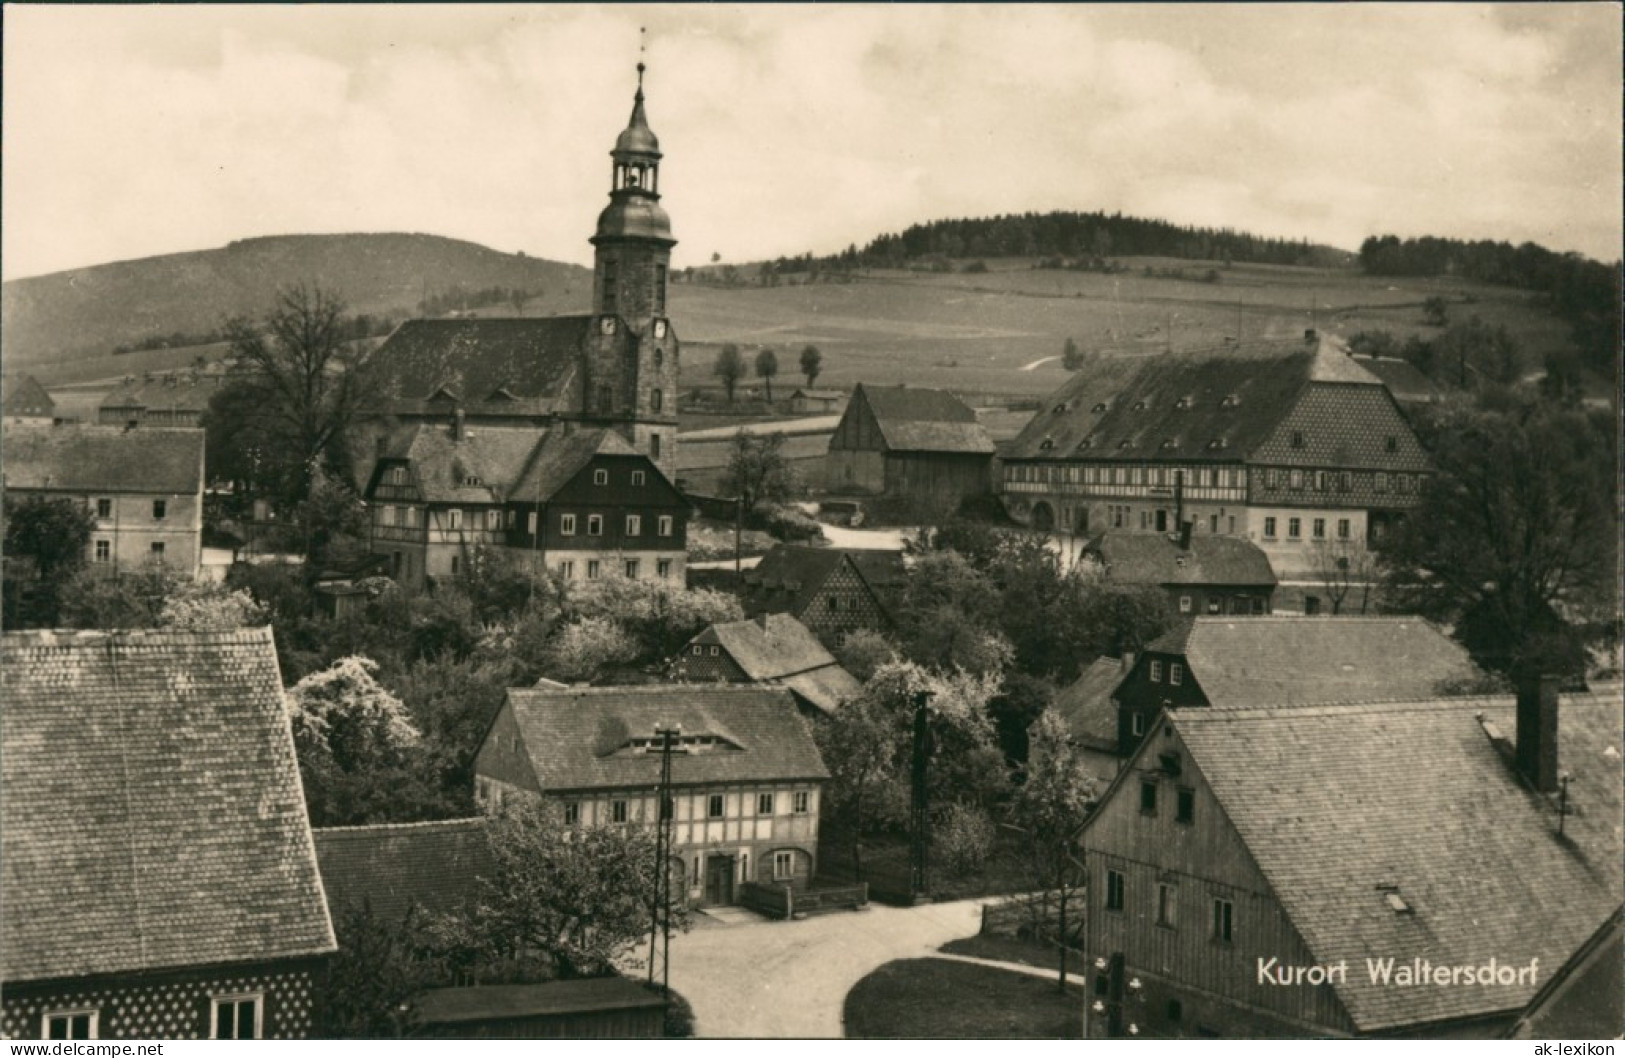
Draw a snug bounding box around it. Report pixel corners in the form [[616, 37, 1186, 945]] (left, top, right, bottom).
[[1170, 692, 1622, 1033], [692, 613, 863, 714], [1145, 616, 1476, 706], [367, 317, 590, 408], [1353, 355, 1444, 404], [2, 374, 55, 418], [1, 423, 203, 494], [380, 423, 547, 504], [1086, 532, 1277, 587], [1006, 335, 1393, 462], [857, 384, 995, 454], [314, 818, 495, 925], [511, 428, 643, 500], [739, 545, 871, 620], [1049, 656, 1126, 752], [2, 628, 336, 982], [502, 685, 829, 792]]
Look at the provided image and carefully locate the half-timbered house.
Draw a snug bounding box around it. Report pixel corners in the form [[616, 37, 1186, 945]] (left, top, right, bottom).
[[1, 629, 336, 1040], [474, 685, 828, 909], [1079, 681, 1622, 1038], [736, 545, 894, 647]]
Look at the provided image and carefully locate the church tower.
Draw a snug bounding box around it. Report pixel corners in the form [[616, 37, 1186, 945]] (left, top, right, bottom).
[[584, 61, 679, 478]]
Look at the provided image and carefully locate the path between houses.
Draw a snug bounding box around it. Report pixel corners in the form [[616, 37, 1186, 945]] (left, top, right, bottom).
[[661, 898, 1062, 1038]]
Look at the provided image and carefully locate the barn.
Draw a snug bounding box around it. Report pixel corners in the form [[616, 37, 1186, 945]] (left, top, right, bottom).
[[824, 383, 994, 514]]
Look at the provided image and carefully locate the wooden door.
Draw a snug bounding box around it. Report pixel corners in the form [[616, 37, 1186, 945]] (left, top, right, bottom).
[[705, 854, 735, 906]]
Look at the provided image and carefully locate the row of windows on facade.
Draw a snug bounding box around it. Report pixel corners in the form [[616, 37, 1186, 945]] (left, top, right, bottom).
[[1009, 463, 1422, 495], [558, 790, 811, 827], [93, 540, 166, 562], [382, 505, 676, 538], [40, 995, 262, 1040], [89, 498, 169, 519], [1098, 506, 1238, 535], [1103, 869, 1233, 941], [1260, 515, 1352, 541], [1178, 594, 1266, 616], [385, 465, 659, 492]]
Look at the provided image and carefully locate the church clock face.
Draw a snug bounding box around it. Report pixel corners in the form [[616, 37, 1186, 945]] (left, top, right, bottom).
[[653, 319, 667, 338]]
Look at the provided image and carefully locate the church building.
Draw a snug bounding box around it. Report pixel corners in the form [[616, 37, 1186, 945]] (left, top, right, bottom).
[[357, 63, 681, 481]]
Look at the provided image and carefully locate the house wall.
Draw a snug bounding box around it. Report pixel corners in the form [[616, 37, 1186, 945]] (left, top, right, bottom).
[[0, 958, 325, 1040], [1114, 653, 1210, 755], [672, 644, 748, 682], [1164, 584, 1274, 618], [882, 452, 992, 511], [25, 488, 203, 576], [1082, 726, 1355, 1039], [475, 778, 822, 908], [792, 559, 891, 646], [826, 449, 886, 493]]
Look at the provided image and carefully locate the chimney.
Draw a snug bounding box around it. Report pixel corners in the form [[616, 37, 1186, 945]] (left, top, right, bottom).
[[1515, 673, 1561, 793], [451, 407, 465, 441], [1120, 651, 1136, 673], [1178, 520, 1193, 551]]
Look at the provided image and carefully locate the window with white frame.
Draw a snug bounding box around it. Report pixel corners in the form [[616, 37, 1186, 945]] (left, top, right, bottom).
[[658, 515, 673, 537], [1170, 663, 1184, 686], [1312, 517, 1326, 539], [587, 514, 603, 536], [1338, 518, 1351, 539], [1131, 712, 1146, 737], [793, 791, 810, 814], [657, 558, 673, 579], [632, 470, 647, 486], [528, 511, 538, 535], [773, 850, 795, 880], [448, 509, 463, 530], [593, 468, 609, 486], [612, 800, 628, 824], [625, 559, 640, 579], [1263, 516, 1277, 538], [96, 498, 112, 519], [94, 540, 110, 563], [211, 995, 262, 1040], [564, 802, 580, 825], [1179, 596, 1192, 614], [382, 505, 397, 526], [558, 560, 575, 579], [758, 792, 775, 815], [561, 513, 576, 535], [626, 514, 641, 536], [1150, 660, 1162, 682], [1288, 517, 1301, 539], [587, 560, 601, 580], [708, 794, 725, 818], [44, 1010, 98, 1040], [485, 509, 502, 531]]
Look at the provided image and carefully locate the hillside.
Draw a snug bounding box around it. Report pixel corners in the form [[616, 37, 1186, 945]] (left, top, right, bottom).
[[1, 233, 591, 374]]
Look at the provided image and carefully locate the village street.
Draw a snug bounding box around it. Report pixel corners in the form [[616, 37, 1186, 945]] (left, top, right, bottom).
[[662, 897, 986, 1038]]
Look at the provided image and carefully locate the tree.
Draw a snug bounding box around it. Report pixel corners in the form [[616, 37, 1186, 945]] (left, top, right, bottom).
[[713, 344, 745, 403], [1061, 337, 1086, 371], [467, 800, 686, 978], [212, 284, 375, 507], [295, 467, 369, 567], [1307, 537, 1376, 616], [158, 580, 267, 631], [1422, 295, 1450, 327], [1380, 402, 1616, 678], [799, 345, 823, 387], [1011, 710, 1098, 990], [813, 691, 902, 881], [313, 902, 442, 1039], [721, 431, 797, 511], [754, 348, 779, 403], [58, 565, 186, 630], [538, 616, 638, 683], [2, 495, 95, 626], [565, 573, 743, 663]]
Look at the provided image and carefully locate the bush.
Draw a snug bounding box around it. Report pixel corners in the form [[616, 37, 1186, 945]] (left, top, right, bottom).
[[935, 803, 997, 878], [661, 987, 696, 1038], [752, 503, 824, 543]]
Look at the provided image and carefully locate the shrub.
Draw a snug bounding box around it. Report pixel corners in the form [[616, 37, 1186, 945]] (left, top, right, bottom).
[[936, 803, 997, 878], [752, 503, 824, 543]]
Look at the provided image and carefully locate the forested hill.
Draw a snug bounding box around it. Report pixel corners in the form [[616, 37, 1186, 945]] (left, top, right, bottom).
[[808, 210, 1351, 270], [1360, 234, 1620, 370], [1, 233, 590, 369]]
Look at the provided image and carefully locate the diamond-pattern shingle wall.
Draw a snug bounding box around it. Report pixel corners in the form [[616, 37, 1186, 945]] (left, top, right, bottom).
[[1, 965, 316, 1040]]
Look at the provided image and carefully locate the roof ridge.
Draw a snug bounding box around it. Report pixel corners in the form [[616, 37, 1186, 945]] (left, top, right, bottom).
[[314, 817, 486, 835], [3, 626, 274, 645]]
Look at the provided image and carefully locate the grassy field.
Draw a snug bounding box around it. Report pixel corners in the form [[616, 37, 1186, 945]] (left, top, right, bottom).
[[26, 255, 1582, 409], [843, 958, 1084, 1038]]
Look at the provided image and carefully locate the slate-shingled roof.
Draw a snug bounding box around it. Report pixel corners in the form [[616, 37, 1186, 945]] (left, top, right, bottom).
[[1, 628, 336, 982], [505, 685, 829, 792], [1051, 656, 1126, 752], [857, 384, 995, 454], [691, 613, 862, 714], [314, 818, 495, 924], [1086, 532, 1276, 587], [368, 317, 590, 409], [1168, 692, 1623, 1033], [1146, 615, 1476, 706], [2, 423, 204, 494], [1006, 334, 1392, 462]]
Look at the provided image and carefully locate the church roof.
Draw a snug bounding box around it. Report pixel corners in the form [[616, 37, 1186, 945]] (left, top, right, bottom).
[[366, 317, 589, 410], [614, 74, 661, 157]]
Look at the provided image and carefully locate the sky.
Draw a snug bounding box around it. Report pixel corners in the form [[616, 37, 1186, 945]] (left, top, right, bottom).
[[3, 4, 1621, 281]]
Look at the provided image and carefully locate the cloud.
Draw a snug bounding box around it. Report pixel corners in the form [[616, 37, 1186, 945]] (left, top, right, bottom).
[[3, 4, 1619, 281]]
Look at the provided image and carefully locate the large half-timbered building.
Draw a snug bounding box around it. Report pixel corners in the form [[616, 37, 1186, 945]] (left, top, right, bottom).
[[1001, 332, 1430, 575]]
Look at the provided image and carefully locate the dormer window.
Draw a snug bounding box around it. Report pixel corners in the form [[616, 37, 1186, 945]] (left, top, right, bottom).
[[1053, 403, 1068, 414], [1133, 400, 1149, 411], [593, 469, 609, 486], [1161, 439, 1178, 450], [1220, 395, 1239, 408], [1039, 438, 1055, 451], [1118, 439, 1133, 449], [1207, 438, 1227, 450], [1091, 402, 1108, 413], [463, 475, 480, 487], [1077, 438, 1093, 450], [1175, 397, 1191, 409]]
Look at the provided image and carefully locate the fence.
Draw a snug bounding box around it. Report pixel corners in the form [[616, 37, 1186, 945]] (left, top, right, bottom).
[[739, 882, 869, 920]]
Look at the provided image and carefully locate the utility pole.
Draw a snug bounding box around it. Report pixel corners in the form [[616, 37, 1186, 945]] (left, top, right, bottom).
[[734, 494, 743, 576], [647, 723, 679, 994], [909, 690, 935, 901]]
